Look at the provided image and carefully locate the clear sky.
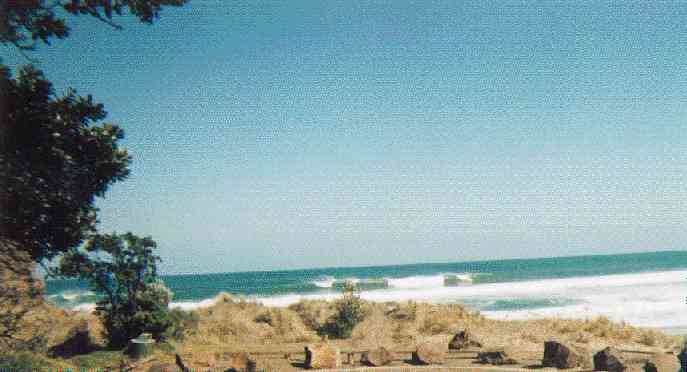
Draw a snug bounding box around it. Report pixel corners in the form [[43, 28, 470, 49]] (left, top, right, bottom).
[[4, 1, 686, 274]]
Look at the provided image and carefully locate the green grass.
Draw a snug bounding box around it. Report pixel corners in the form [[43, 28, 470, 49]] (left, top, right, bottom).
[[0, 352, 67, 371], [67, 350, 126, 370]]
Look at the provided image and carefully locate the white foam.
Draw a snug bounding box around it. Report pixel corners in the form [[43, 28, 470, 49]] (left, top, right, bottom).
[[65, 269, 687, 331], [312, 276, 336, 288], [72, 303, 96, 312], [386, 275, 446, 289], [48, 290, 96, 301], [257, 269, 687, 330], [170, 298, 219, 310]]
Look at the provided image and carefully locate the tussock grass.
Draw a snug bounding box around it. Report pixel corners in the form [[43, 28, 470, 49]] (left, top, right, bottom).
[[7, 293, 682, 370], [180, 293, 318, 351]]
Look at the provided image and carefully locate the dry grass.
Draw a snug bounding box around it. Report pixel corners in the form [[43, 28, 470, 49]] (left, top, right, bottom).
[[7, 292, 682, 371], [176, 296, 680, 354], [179, 292, 318, 352]]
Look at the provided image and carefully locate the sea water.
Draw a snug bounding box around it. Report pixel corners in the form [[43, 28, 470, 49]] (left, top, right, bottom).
[[45, 250, 687, 332]]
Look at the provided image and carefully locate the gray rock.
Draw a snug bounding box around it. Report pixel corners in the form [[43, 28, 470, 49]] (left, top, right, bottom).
[[478, 350, 517, 365], [644, 354, 680, 372], [594, 347, 627, 372], [542, 341, 584, 369], [361, 347, 394, 366], [412, 340, 447, 365], [448, 330, 482, 350]]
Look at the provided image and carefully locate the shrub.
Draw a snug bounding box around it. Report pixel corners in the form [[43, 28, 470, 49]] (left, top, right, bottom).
[[163, 308, 200, 340], [255, 311, 274, 325], [319, 289, 367, 338]]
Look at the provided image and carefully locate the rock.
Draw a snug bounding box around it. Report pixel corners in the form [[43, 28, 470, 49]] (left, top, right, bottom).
[[224, 352, 256, 372], [412, 340, 447, 365], [478, 350, 517, 365], [48, 319, 96, 358], [448, 330, 482, 350], [644, 354, 680, 372], [147, 363, 179, 372], [305, 343, 341, 369], [594, 347, 627, 372], [361, 347, 394, 366], [542, 341, 584, 369]]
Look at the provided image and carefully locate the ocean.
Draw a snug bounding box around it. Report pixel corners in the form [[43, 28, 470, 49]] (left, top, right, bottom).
[[45, 250, 687, 333]]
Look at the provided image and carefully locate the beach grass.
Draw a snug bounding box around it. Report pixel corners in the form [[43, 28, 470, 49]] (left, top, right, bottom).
[[3, 293, 682, 371]]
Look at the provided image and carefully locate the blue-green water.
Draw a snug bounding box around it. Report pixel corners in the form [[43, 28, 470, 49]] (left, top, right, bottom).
[[46, 250, 687, 330]]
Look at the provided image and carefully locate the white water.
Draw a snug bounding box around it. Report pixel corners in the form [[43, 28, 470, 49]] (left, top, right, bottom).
[[263, 270, 687, 331], [66, 269, 687, 332], [310, 273, 475, 289]]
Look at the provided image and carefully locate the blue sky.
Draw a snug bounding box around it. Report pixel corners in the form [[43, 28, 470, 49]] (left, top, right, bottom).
[[4, 1, 687, 274]]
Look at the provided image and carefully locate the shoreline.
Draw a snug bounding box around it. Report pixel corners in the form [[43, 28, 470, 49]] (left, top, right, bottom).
[[53, 267, 687, 333], [65, 295, 687, 337]]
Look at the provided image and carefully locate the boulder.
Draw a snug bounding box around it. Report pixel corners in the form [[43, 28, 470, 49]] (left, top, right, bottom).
[[305, 343, 341, 369], [448, 330, 482, 350], [225, 352, 256, 372], [412, 340, 447, 365], [478, 350, 517, 365], [48, 320, 96, 358], [361, 347, 394, 366], [542, 341, 584, 369], [644, 354, 680, 372], [594, 347, 627, 372]]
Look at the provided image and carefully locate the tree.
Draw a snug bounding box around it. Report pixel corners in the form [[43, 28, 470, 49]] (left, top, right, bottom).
[[57, 232, 173, 348], [1, 0, 187, 52], [0, 0, 187, 353], [0, 65, 130, 262]]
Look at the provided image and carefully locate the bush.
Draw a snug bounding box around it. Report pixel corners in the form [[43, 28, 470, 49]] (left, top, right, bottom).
[[255, 311, 274, 325], [319, 290, 367, 339], [163, 308, 200, 341]]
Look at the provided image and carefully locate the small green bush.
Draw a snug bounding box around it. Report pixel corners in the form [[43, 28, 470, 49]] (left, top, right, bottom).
[[319, 290, 367, 338], [162, 308, 200, 340]]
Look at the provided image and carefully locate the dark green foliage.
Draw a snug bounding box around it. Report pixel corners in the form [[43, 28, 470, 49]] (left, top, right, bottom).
[[0, 352, 59, 371], [1, 0, 188, 51], [254, 311, 273, 325], [162, 308, 199, 341], [319, 289, 367, 339], [0, 65, 130, 262], [58, 232, 173, 348]]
